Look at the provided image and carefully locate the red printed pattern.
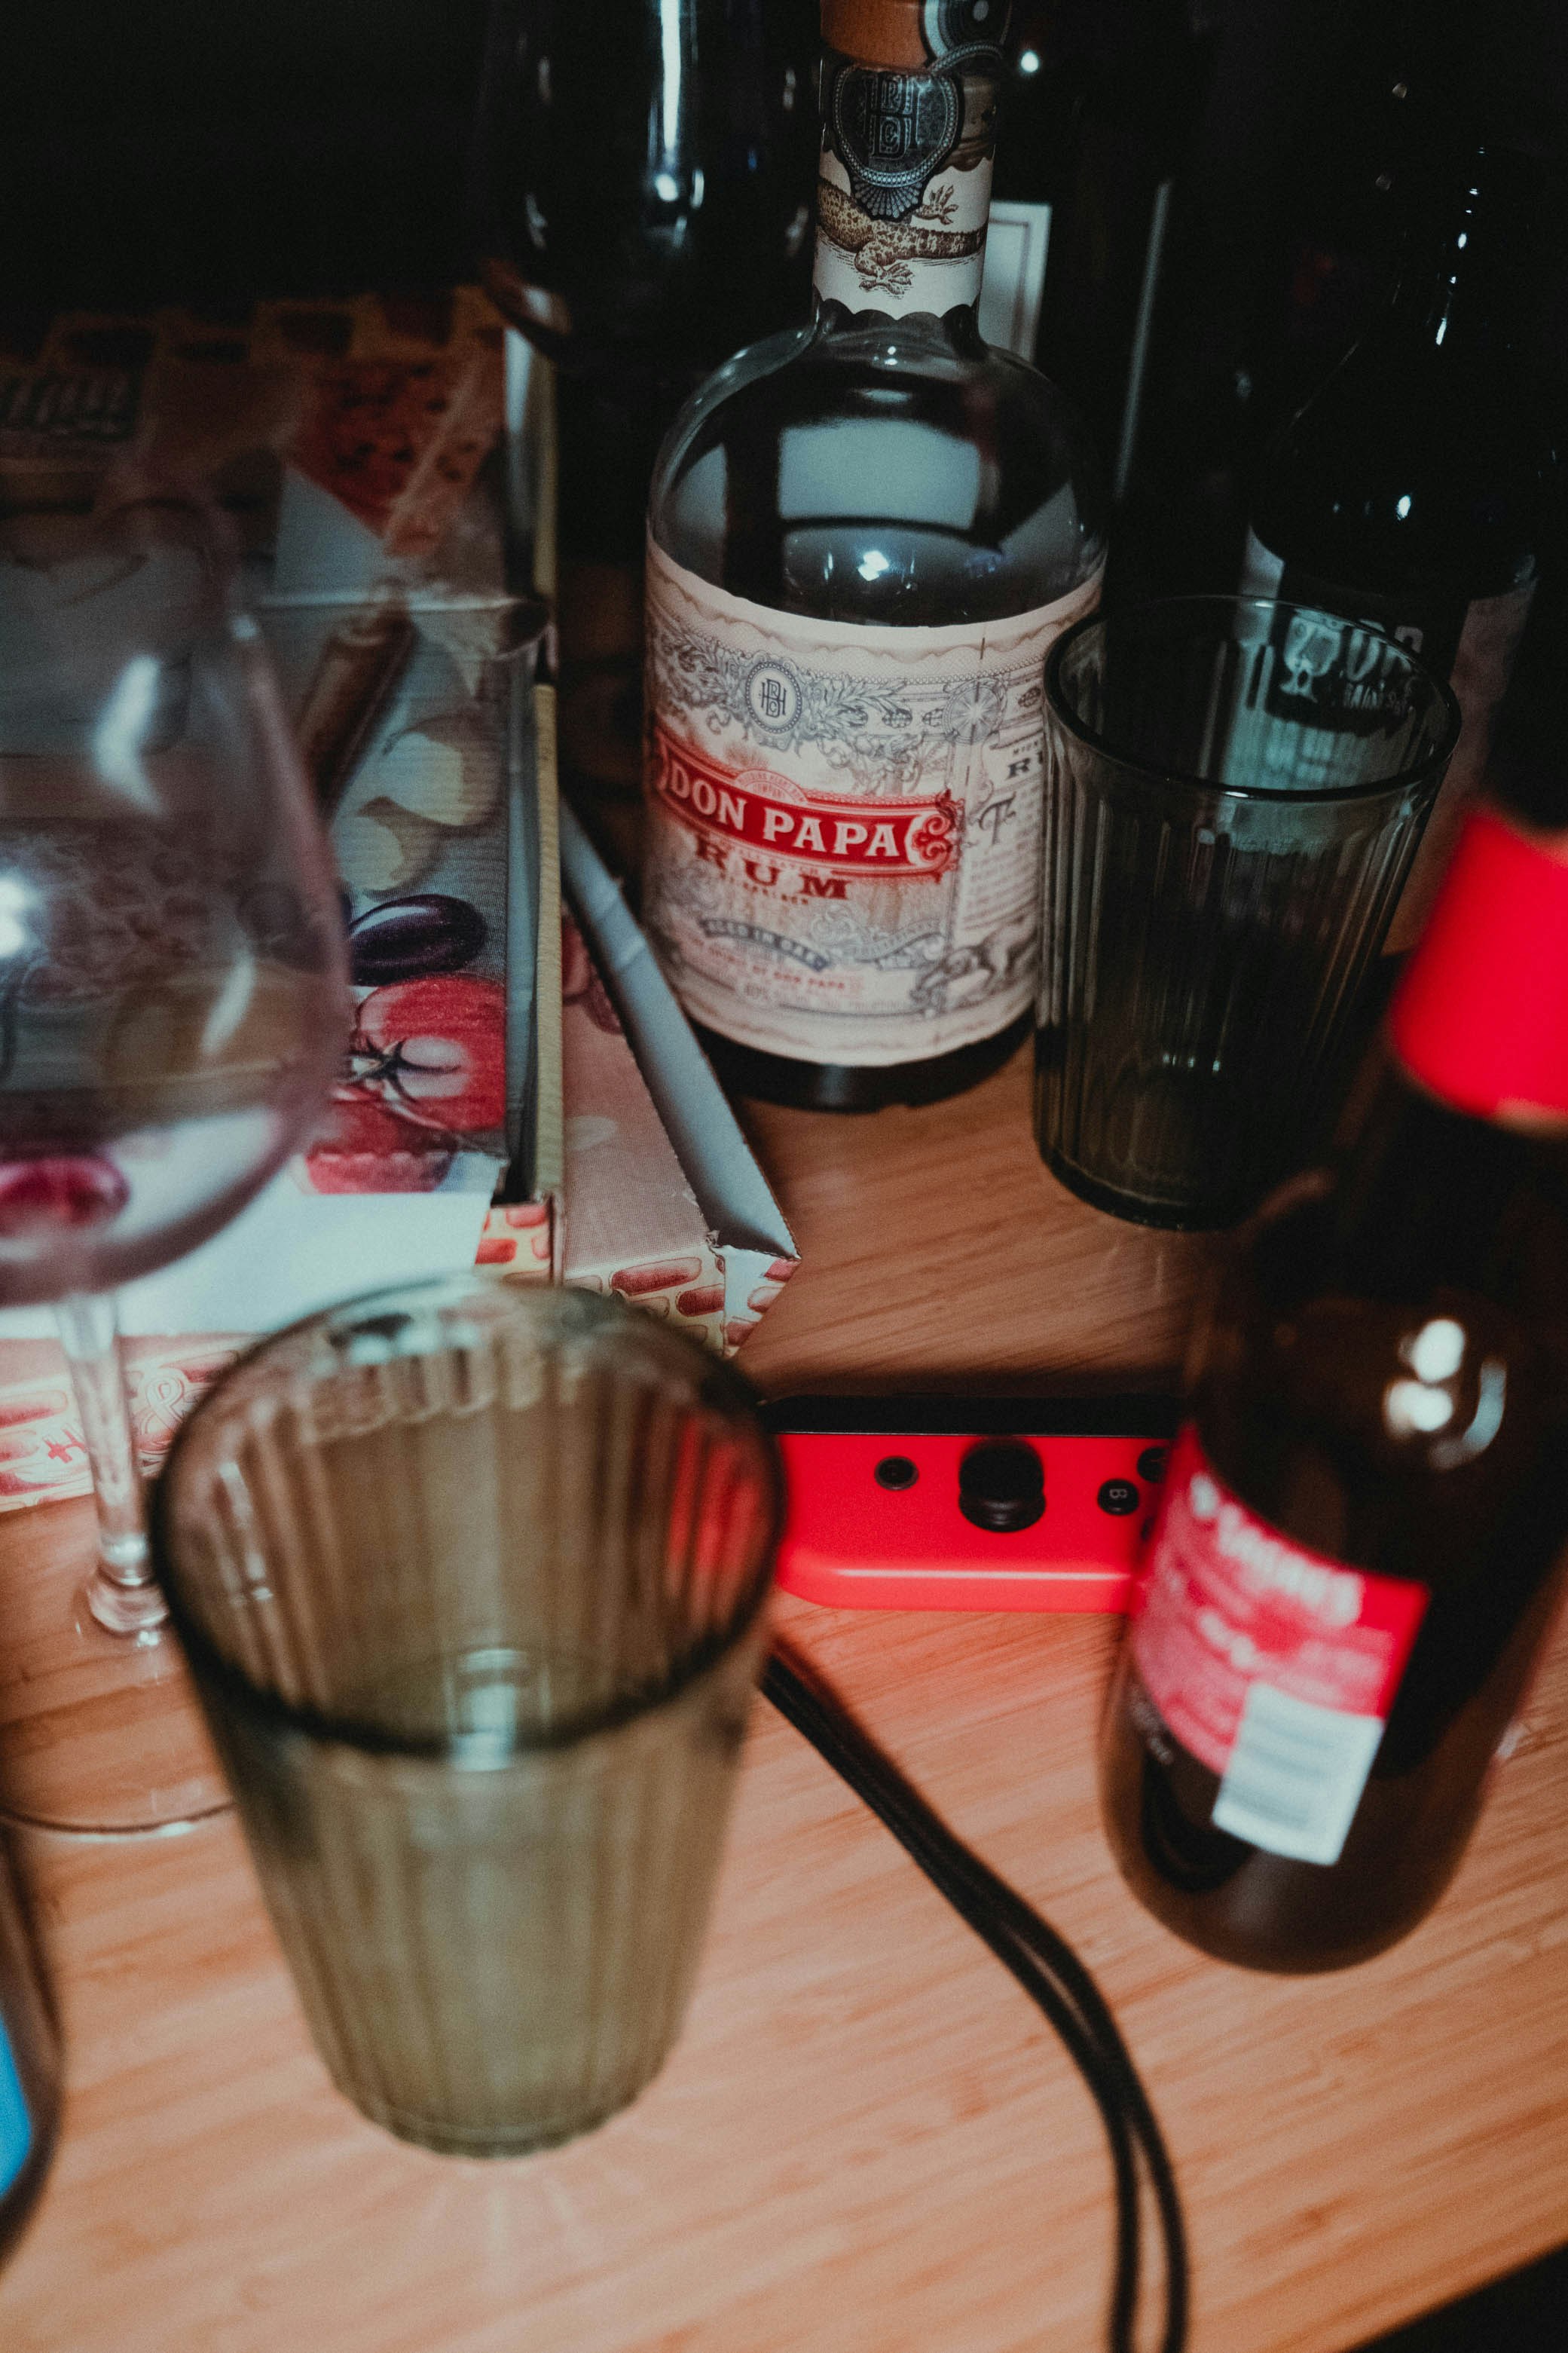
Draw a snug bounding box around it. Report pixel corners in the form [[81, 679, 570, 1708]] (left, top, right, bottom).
[[649, 723, 960, 880], [1389, 803, 1568, 1121], [0, 1351, 239, 1510], [1132, 1427, 1428, 1778]]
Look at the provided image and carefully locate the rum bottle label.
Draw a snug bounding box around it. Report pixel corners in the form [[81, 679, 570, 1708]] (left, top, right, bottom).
[[643, 537, 1100, 1065]]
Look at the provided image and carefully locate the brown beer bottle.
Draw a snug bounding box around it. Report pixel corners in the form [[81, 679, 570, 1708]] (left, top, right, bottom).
[[1100, 782, 1568, 1972]]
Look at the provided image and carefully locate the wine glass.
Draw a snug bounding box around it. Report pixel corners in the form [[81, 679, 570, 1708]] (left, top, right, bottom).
[[0, 494, 347, 1834], [472, 0, 820, 849]]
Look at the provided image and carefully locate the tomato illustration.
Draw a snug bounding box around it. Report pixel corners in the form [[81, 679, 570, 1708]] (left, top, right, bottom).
[[347, 975, 506, 1137], [301, 1094, 456, 1195]]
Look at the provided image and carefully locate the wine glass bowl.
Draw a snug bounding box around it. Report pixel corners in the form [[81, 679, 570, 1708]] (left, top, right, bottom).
[[0, 492, 347, 1830]]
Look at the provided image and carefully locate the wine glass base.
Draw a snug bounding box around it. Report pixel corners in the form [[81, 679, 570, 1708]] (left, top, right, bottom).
[[0, 1501, 232, 1836]]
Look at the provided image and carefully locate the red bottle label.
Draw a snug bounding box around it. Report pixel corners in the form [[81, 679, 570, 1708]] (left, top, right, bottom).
[[1132, 1428, 1428, 1865], [648, 724, 962, 882], [1389, 803, 1568, 1123]]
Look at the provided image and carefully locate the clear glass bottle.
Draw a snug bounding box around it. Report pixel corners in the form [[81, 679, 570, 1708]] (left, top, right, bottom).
[[643, 0, 1106, 1110]]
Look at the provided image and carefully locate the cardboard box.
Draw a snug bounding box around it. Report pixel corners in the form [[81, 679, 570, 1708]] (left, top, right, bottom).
[[0, 312, 796, 1511], [1, 289, 562, 1342], [0, 877, 796, 1510]]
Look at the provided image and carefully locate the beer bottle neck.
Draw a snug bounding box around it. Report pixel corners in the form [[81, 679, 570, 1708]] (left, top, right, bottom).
[[1386, 143, 1540, 367], [1388, 803, 1568, 1135]]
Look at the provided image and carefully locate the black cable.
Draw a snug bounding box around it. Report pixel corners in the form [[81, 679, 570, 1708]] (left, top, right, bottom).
[[763, 1647, 1145, 2348], [763, 1640, 1189, 2353], [763, 1645, 1184, 2353]]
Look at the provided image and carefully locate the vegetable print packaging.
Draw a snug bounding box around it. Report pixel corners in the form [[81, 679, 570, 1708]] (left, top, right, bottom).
[[0, 289, 546, 1349]]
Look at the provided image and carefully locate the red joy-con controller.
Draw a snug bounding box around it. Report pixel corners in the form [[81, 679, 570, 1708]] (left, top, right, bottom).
[[764, 1395, 1179, 1613]]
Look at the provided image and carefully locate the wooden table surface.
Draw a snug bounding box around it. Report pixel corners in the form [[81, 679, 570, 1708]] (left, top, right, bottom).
[[4, 1041, 1568, 2353]]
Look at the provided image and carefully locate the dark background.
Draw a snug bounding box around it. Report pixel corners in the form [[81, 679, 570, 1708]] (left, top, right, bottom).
[[1, 0, 491, 315], [5, 0, 1565, 602]]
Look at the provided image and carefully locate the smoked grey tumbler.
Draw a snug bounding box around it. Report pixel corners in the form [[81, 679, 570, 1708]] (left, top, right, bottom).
[[1036, 597, 1459, 1229], [151, 1277, 782, 2157]]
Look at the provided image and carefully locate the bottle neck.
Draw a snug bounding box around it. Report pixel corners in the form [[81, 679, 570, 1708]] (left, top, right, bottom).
[[1253, 809, 1568, 1333], [811, 9, 1007, 323], [1386, 145, 1538, 365]]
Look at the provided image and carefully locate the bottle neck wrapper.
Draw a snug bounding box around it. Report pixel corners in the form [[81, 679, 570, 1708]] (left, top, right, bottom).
[[1389, 803, 1568, 1125]]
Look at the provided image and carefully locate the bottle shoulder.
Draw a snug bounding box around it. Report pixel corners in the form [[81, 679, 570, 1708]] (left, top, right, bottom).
[[1252, 333, 1555, 599], [1190, 1091, 1568, 1573], [650, 307, 1108, 623]]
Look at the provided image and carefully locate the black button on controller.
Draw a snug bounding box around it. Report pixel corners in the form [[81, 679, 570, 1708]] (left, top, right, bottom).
[[958, 1440, 1044, 1534], [1097, 1478, 1141, 1516], [1136, 1445, 1169, 1484], [874, 1455, 919, 1492]]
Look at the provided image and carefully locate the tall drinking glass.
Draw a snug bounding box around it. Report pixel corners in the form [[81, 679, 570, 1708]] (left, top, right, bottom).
[[152, 1278, 782, 2156], [1035, 597, 1459, 1230], [0, 497, 346, 1831]]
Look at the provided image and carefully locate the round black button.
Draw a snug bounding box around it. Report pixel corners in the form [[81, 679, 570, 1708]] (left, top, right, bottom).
[[1098, 1478, 1141, 1516], [958, 1440, 1044, 1533], [1136, 1445, 1169, 1484], [874, 1455, 919, 1492]]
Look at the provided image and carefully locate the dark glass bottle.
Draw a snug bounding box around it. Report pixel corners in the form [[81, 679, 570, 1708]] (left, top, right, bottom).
[[472, 0, 822, 866], [1241, 136, 1555, 949], [475, 0, 820, 560], [973, 0, 1086, 365], [643, 0, 1105, 1110], [985, 0, 1212, 501], [1100, 787, 1568, 1973], [0, 1847, 57, 2262], [475, 0, 820, 396]]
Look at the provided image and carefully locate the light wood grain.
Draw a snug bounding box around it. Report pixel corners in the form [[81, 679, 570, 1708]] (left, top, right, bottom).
[[4, 1039, 1567, 2353], [736, 1051, 1217, 1394]]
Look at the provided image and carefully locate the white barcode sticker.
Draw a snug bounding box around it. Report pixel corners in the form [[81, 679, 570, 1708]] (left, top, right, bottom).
[[1212, 1683, 1385, 1866]]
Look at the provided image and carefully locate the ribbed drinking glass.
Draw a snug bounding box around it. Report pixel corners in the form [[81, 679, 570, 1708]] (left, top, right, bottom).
[[1036, 596, 1459, 1229], [152, 1277, 782, 2158]]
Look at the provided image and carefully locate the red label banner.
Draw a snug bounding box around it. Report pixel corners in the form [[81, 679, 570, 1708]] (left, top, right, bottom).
[[1389, 803, 1568, 1123], [1132, 1425, 1428, 1782], [649, 722, 959, 879]]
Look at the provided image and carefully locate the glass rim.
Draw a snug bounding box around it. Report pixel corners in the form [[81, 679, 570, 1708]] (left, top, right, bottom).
[[149, 1274, 785, 1766], [1044, 593, 1463, 806]]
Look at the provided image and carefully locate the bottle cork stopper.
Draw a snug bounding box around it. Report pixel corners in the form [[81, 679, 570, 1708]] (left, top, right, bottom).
[[821, 0, 928, 68], [821, 0, 1007, 68]]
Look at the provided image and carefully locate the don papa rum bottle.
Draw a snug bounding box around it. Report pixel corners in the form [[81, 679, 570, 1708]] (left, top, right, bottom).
[[641, 0, 1106, 1109]]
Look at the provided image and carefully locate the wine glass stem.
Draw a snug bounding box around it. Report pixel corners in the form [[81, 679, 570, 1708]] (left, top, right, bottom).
[[54, 1292, 167, 1639]]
